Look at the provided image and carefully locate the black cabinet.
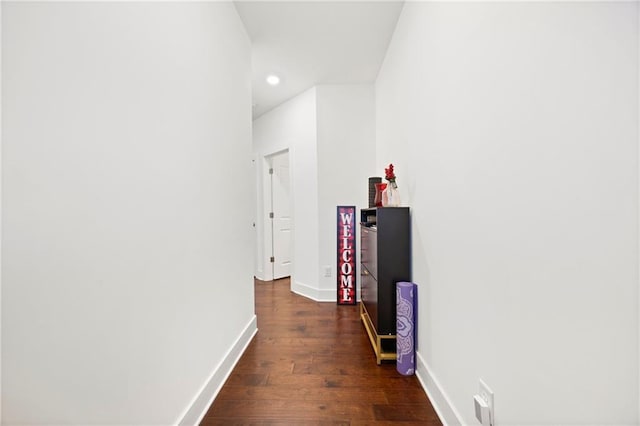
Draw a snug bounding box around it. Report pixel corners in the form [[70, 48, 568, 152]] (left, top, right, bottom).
[[360, 207, 411, 364]]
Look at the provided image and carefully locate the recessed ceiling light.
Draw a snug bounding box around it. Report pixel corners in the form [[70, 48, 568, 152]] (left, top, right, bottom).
[[266, 74, 280, 86]]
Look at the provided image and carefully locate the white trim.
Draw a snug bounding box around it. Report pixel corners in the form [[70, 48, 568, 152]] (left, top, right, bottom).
[[0, 1, 3, 419], [415, 351, 463, 426], [259, 148, 292, 282], [291, 280, 336, 302], [262, 156, 274, 282], [637, 1, 640, 423], [176, 315, 258, 426]]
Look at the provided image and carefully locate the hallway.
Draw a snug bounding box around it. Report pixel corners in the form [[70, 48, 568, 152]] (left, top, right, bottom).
[[202, 278, 441, 425]]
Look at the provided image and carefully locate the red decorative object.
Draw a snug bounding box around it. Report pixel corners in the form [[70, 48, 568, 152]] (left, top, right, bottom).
[[337, 206, 357, 305], [385, 163, 397, 189], [385, 164, 395, 180], [374, 183, 387, 207]]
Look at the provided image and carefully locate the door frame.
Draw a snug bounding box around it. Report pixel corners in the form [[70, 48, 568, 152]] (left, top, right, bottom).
[[261, 149, 291, 281]]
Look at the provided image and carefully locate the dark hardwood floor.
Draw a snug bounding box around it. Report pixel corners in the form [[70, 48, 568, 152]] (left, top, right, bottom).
[[201, 278, 442, 425]]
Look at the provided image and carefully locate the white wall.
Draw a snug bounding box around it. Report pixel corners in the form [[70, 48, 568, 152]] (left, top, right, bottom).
[[316, 85, 376, 298], [0, 2, 3, 420], [2, 3, 255, 424], [377, 2, 639, 425], [253, 86, 375, 301], [375, 2, 411, 204], [253, 89, 318, 290], [253, 85, 376, 301]]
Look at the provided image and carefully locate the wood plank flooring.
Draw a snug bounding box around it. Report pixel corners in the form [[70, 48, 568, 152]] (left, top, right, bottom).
[[201, 278, 442, 425]]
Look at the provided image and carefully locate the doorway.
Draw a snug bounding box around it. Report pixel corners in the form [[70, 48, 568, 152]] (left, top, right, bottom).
[[267, 150, 292, 279]]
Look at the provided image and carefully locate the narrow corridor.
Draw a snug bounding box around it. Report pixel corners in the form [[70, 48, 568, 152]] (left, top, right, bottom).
[[202, 278, 441, 425]]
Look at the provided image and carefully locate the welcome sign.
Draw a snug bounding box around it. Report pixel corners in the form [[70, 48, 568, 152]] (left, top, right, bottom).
[[337, 206, 357, 305]]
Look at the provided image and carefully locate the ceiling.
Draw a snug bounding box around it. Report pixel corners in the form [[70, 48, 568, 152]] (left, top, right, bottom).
[[234, 1, 405, 119]]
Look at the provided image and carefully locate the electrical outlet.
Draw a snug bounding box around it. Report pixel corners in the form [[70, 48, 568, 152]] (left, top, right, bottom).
[[478, 379, 494, 426], [323, 265, 332, 277], [474, 395, 490, 426]]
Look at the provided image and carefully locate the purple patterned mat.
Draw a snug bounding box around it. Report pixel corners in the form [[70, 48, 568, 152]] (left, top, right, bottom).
[[396, 281, 416, 375]]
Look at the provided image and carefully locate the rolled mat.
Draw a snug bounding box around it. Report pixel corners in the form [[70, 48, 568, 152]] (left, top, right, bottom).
[[396, 281, 416, 375]]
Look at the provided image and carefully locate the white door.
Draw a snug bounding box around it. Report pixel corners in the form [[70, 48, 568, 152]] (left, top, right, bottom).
[[270, 151, 291, 279]]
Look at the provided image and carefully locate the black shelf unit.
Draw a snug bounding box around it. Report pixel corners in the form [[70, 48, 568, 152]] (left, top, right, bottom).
[[359, 207, 411, 364]]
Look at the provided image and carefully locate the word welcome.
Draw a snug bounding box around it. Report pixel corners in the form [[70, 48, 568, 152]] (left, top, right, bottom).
[[337, 206, 356, 305]]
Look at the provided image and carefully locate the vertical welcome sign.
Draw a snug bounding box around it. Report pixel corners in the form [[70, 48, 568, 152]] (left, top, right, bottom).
[[337, 206, 356, 305]]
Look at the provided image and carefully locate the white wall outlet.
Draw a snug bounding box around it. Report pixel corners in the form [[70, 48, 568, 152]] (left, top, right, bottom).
[[474, 395, 490, 426], [478, 379, 494, 426], [323, 265, 332, 277]]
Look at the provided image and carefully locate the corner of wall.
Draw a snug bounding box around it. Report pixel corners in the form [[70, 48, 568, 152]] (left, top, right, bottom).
[[291, 279, 335, 303], [177, 315, 257, 426], [1, 0, 4, 420], [253, 88, 320, 294], [637, 2, 640, 423], [414, 352, 463, 426]]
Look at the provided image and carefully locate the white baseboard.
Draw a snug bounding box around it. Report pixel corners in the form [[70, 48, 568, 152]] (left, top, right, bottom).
[[291, 279, 336, 302], [254, 269, 265, 281], [177, 315, 258, 426], [415, 351, 464, 426]]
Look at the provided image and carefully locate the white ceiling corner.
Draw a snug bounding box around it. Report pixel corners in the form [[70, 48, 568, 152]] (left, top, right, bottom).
[[234, 1, 405, 119]]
